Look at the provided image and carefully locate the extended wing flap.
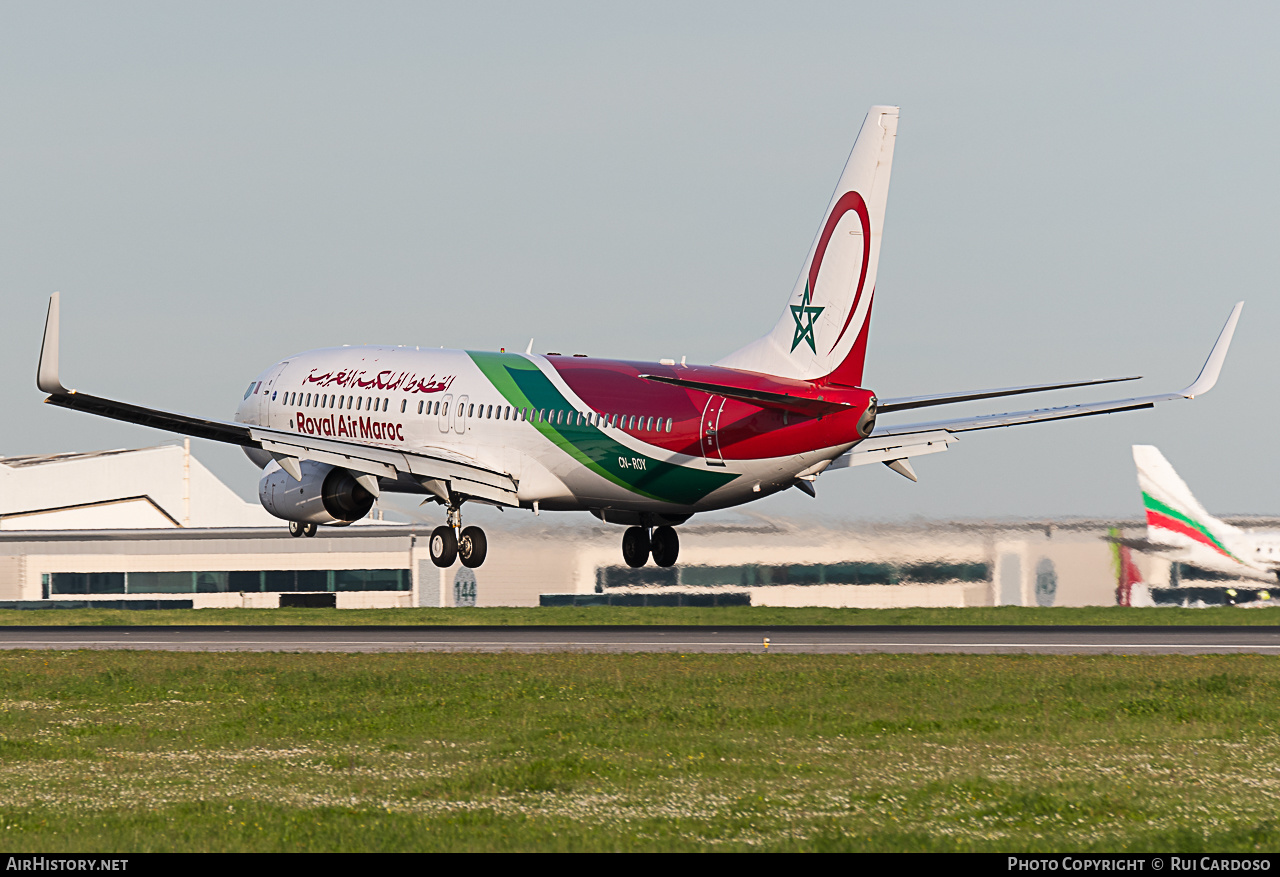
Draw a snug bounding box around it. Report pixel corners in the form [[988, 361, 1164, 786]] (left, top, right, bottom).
[[829, 430, 956, 470]]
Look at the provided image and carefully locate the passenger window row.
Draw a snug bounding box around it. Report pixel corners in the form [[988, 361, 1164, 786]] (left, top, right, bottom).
[[284, 392, 390, 412], [464, 405, 674, 433], [280, 391, 675, 434]]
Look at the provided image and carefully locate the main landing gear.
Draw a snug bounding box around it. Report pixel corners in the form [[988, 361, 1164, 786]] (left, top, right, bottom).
[[288, 521, 317, 538], [622, 525, 679, 568], [429, 503, 487, 569]]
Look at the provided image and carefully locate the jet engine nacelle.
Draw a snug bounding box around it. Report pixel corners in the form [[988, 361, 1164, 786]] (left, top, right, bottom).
[[258, 460, 375, 525]]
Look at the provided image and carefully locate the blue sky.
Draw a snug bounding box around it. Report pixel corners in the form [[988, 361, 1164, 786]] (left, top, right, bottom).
[[2, 2, 1276, 525]]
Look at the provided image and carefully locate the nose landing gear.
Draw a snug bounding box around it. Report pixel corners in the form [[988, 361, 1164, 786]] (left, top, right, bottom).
[[288, 521, 317, 538], [429, 502, 488, 568], [621, 525, 679, 568]]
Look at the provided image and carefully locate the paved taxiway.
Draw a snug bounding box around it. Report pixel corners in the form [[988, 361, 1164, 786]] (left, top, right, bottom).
[[0, 625, 1277, 654]]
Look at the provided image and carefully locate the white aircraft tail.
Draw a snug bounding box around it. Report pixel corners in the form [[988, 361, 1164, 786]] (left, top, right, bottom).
[[716, 106, 898, 386], [1134, 445, 1258, 575]]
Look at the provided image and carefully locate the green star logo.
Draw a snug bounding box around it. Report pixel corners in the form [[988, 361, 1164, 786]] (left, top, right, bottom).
[[789, 280, 823, 353]]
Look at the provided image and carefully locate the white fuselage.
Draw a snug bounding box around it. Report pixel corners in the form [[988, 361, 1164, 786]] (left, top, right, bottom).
[[233, 345, 852, 518]]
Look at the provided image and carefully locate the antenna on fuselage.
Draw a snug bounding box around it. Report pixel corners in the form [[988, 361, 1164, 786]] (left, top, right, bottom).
[[525, 338, 534, 355]]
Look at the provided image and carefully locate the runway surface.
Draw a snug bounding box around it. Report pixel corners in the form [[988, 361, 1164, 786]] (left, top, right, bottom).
[[0, 625, 1277, 654]]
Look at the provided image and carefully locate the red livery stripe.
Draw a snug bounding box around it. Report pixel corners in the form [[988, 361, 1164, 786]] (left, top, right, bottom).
[[1147, 509, 1232, 559]]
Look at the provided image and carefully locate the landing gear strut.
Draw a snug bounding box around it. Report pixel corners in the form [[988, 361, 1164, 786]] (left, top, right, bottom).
[[288, 521, 317, 538], [429, 502, 487, 568]]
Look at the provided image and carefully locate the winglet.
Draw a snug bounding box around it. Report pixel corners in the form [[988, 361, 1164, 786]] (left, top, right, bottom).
[[1180, 302, 1243, 398], [37, 292, 72, 395]]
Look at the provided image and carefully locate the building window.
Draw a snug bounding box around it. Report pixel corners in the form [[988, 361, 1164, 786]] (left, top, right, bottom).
[[48, 573, 125, 595]]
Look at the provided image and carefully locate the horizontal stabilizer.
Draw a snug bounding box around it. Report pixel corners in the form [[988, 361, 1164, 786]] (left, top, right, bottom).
[[638, 373, 850, 416], [1105, 535, 1182, 553]]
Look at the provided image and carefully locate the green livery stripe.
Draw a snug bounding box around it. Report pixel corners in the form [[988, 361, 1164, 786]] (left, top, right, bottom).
[[1142, 491, 1238, 560], [468, 352, 737, 506]]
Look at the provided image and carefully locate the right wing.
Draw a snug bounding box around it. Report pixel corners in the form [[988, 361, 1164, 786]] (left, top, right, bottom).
[[875, 375, 1141, 414], [36, 293, 518, 507], [832, 302, 1243, 477]]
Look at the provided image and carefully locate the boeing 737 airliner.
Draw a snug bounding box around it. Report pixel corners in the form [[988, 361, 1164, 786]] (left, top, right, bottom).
[[35, 107, 1243, 570]]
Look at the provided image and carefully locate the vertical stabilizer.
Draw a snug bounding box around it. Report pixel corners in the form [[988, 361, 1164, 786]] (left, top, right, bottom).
[[716, 106, 898, 384], [1134, 445, 1251, 570]]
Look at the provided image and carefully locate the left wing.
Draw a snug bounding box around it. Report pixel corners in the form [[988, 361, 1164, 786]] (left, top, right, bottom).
[[833, 302, 1243, 477], [35, 292, 519, 507]]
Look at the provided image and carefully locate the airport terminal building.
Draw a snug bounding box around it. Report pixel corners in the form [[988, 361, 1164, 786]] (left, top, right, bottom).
[[0, 444, 1267, 609]]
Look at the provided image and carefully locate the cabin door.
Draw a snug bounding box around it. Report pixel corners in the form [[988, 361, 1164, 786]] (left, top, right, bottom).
[[700, 395, 726, 466]]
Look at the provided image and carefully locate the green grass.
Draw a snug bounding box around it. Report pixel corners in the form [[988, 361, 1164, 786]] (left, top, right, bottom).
[[0, 605, 1277, 626], [0, 651, 1277, 851]]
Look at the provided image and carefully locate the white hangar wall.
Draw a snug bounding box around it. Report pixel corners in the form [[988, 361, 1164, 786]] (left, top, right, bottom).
[[0, 444, 276, 529]]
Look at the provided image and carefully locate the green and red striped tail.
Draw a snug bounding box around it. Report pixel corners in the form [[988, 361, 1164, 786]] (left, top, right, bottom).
[[1142, 491, 1240, 562]]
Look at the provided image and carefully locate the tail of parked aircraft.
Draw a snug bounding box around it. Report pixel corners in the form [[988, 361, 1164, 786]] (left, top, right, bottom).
[[1109, 527, 1147, 607], [717, 106, 898, 386], [1134, 445, 1255, 574]]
